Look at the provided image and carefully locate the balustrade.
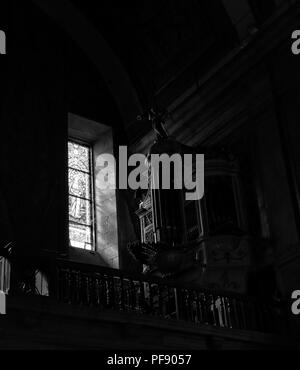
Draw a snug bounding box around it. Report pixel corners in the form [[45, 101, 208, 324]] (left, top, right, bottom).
[[0, 254, 287, 334], [52, 259, 287, 334]]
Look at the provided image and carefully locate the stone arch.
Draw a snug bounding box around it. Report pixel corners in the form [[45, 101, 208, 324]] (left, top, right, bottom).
[[31, 0, 142, 126]]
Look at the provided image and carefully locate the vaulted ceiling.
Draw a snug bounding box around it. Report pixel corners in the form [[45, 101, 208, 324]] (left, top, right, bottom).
[[71, 0, 237, 107], [28, 0, 244, 147], [67, 0, 239, 144]]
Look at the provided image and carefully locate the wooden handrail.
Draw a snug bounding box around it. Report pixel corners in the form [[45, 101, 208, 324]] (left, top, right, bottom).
[[54, 258, 271, 302], [53, 258, 287, 334], [0, 253, 288, 334]]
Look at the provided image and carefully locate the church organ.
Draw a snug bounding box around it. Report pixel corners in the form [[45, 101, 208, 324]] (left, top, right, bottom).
[[132, 135, 252, 293]]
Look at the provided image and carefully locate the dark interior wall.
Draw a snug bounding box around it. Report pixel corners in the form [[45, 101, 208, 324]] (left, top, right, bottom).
[[0, 1, 141, 271], [0, 1, 68, 255], [113, 124, 143, 273], [218, 46, 300, 300], [0, 2, 11, 246], [228, 111, 300, 300], [228, 101, 299, 259], [267, 40, 300, 303], [172, 28, 300, 302]]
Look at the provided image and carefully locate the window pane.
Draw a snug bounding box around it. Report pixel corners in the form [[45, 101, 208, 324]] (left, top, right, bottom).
[[69, 222, 92, 249], [68, 140, 94, 251], [68, 168, 91, 199], [69, 196, 92, 225], [68, 141, 90, 172]]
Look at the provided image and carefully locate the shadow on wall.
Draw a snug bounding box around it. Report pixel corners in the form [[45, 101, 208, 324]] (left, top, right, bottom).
[[94, 126, 119, 269]]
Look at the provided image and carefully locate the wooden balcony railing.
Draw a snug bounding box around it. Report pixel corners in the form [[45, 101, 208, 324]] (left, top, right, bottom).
[[54, 259, 287, 334], [0, 254, 288, 334]]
